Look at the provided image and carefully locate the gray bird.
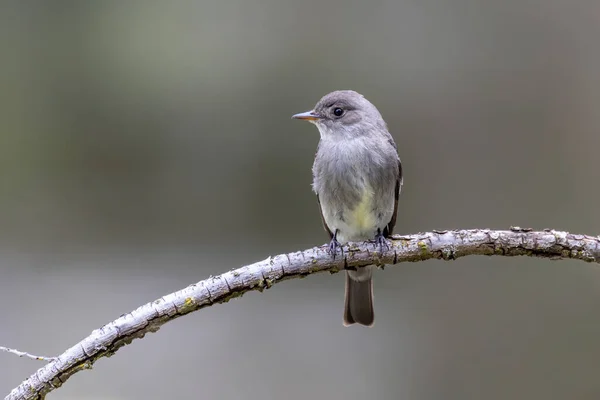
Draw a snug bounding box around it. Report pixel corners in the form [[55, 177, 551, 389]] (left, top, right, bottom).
[[292, 90, 402, 326]]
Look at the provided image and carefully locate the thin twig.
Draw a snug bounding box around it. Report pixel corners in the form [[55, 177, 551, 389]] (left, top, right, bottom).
[[0, 347, 56, 362], [5, 229, 600, 400]]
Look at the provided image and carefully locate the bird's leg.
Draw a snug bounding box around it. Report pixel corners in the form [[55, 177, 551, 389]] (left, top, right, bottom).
[[328, 229, 343, 260], [374, 228, 390, 254]]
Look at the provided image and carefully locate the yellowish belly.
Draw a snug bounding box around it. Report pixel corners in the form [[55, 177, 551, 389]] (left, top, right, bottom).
[[347, 190, 376, 234]]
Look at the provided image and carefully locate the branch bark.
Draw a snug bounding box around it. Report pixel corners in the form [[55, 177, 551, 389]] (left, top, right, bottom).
[[6, 228, 600, 400]]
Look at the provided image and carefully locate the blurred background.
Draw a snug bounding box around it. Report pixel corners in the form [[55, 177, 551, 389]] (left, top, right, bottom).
[[1, 1, 600, 399]]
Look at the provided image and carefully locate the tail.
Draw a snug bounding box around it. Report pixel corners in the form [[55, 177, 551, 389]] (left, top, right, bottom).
[[343, 268, 374, 327]]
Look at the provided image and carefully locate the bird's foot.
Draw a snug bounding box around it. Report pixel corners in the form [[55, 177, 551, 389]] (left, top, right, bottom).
[[373, 229, 390, 254], [327, 232, 344, 260]]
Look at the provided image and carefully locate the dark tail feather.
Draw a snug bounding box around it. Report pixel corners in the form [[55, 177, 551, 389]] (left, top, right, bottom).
[[343, 272, 374, 327]]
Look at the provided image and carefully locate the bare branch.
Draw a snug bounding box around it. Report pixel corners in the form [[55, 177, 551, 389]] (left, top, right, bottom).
[[6, 229, 600, 400], [0, 347, 56, 362]]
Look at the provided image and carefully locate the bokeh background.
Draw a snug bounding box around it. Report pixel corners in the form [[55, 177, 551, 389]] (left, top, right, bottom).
[[1, 1, 600, 399]]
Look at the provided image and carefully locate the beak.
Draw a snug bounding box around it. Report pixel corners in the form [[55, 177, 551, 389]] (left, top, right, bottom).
[[291, 110, 322, 121]]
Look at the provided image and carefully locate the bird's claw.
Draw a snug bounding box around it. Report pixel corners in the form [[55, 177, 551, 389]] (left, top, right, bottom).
[[327, 237, 343, 260], [374, 231, 390, 254]]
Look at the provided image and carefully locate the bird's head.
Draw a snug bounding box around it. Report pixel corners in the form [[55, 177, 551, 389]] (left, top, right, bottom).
[[292, 90, 386, 139]]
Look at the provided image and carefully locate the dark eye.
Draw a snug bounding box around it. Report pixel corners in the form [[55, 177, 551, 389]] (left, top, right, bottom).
[[333, 107, 344, 117]]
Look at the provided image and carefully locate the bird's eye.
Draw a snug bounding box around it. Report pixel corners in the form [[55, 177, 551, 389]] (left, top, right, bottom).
[[333, 107, 344, 117]]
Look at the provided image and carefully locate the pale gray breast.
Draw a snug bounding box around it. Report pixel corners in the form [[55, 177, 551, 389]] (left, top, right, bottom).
[[312, 136, 399, 220]]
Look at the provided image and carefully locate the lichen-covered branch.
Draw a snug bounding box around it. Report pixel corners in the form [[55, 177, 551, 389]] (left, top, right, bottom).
[[6, 228, 600, 400]]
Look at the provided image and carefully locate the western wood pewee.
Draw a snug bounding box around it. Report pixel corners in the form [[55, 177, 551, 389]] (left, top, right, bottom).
[[293, 90, 402, 326]]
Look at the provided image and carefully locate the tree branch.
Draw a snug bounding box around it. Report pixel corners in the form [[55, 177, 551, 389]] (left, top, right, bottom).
[[6, 228, 600, 400]]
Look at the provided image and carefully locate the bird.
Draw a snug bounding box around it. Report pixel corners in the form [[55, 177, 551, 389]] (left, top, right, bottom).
[[292, 90, 402, 326]]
